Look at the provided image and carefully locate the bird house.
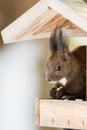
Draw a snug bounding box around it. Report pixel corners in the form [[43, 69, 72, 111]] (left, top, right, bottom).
[[1, 0, 87, 129]]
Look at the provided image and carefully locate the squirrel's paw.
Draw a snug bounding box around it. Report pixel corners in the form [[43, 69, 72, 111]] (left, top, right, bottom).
[[56, 87, 65, 99], [50, 86, 65, 99], [50, 87, 57, 99]]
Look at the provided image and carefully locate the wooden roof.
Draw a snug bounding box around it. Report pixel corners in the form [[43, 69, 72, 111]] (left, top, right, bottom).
[[1, 0, 87, 44]]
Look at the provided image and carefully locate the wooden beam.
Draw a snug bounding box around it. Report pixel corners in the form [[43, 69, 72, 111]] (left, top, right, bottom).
[[36, 99, 87, 129], [46, 0, 87, 33]]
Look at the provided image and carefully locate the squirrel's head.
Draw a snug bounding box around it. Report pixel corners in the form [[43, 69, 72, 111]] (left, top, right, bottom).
[[45, 27, 71, 83]]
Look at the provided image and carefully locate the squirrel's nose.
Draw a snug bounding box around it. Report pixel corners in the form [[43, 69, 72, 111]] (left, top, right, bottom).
[[46, 74, 53, 82], [48, 78, 52, 82], [45, 71, 54, 82]]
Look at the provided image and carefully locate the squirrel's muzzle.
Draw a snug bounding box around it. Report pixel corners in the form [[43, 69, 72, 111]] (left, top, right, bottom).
[[45, 71, 54, 83]]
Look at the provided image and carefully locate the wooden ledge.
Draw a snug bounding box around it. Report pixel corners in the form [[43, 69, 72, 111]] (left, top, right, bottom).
[[36, 99, 87, 129]]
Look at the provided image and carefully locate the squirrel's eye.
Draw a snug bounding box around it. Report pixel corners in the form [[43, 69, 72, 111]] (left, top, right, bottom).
[[55, 66, 61, 71]]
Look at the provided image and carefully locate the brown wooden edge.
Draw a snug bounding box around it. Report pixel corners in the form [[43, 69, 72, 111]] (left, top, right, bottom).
[[35, 98, 40, 126]]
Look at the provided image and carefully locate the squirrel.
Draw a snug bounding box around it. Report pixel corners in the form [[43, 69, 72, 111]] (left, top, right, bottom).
[[45, 27, 86, 100]]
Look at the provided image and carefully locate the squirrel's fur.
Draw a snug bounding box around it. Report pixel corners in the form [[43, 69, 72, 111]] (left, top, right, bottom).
[[45, 27, 86, 100]]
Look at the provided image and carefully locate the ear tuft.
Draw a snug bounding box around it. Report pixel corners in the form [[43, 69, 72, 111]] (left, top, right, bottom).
[[50, 26, 69, 54], [50, 26, 59, 51]]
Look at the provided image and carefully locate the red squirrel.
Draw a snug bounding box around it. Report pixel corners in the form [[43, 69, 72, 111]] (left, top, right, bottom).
[[45, 27, 86, 100]]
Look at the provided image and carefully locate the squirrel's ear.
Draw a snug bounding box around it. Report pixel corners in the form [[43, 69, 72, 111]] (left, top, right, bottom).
[[57, 28, 63, 53], [50, 27, 69, 54], [61, 38, 69, 54], [49, 27, 58, 51], [57, 28, 69, 54]]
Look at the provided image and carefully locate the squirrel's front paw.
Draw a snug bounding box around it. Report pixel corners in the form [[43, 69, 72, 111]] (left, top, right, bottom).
[[50, 87, 57, 99], [56, 87, 64, 99], [50, 86, 65, 99]]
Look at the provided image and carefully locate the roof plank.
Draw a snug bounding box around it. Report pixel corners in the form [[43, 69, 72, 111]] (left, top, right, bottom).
[[46, 0, 87, 33], [1, 0, 87, 44]]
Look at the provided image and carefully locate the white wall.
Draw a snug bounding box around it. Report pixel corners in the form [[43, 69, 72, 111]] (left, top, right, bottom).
[[0, 39, 52, 130], [0, 0, 61, 130]]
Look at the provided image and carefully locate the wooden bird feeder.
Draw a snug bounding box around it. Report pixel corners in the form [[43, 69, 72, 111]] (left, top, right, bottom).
[[1, 0, 87, 129]]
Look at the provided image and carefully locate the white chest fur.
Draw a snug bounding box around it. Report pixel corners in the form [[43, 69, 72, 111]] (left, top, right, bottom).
[[58, 77, 67, 86]]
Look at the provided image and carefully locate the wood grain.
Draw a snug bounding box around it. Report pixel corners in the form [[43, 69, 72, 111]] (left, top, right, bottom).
[[1, 7, 87, 44], [36, 99, 87, 129], [46, 0, 87, 32]]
